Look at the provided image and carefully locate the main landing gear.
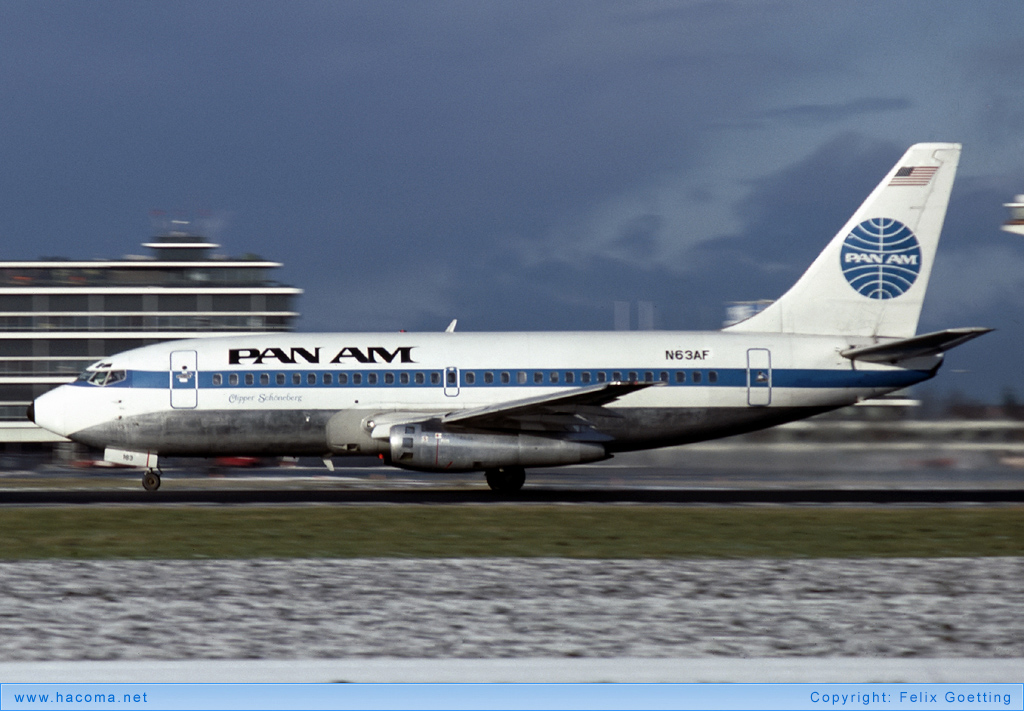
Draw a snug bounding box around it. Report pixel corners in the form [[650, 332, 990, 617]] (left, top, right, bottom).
[[484, 466, 526, 494], [142, 468, 161, 492]]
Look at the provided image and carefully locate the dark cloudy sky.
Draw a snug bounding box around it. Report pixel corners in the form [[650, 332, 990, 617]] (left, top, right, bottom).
[[3, 1, 1024, 402]]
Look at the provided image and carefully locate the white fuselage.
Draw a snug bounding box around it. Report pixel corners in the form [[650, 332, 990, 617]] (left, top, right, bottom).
[[31, 329, 935, 464]]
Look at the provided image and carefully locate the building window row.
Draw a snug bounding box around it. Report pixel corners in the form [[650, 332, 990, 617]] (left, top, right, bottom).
[[0, 339, 157, 357], [0, 267, 282, 288], [0, 359, 95, 376], [0, 404, 30, 421], [0, 294, 295, 312], [0, 315, 293, 332]]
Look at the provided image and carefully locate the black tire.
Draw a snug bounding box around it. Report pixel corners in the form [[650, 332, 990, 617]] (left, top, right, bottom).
[[484, 466, 526, 493], [142, 471, 161, 492]]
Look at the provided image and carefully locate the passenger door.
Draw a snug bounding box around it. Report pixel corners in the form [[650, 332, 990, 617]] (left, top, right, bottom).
[[170, 350, 198, 409], [746, 348, 772, 406]]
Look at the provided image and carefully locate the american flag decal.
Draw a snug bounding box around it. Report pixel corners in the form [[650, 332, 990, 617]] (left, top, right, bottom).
[[889, 165, 938, 186]]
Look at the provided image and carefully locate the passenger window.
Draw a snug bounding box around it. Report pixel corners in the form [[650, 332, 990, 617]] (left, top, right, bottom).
[[352, 373, 362, 385], [581, 372, 591, 384], [338, 372, 348, 385], [260, 373, 270, 386], [415, 372, 425, 384], [276, 373, 285, 385], [517, 371, 527, 384], [324, 373, 333, 385], [596, 372, 606, 383], [628, 371, 637, 382], [709, 371, 718, 383], [484, 372, 494, 384], [565, 372, 574, 384], [367, 373, 378, 385], [292, 373, 301, 385], [465, 372, 475, 385], [213, 373, 223, 386], [229, 373, 239, 386], [534, 371, 543, 384], [430, 372, 441, 385], [550, 371, 559, 383], [400, 372, 410, 385], [245, 373, 254, 386], [612, 371, 622, 381], [501, 371, 510, 384], [659, 371, 668, 382], [384, 372, 394, 384], [307, 373, 316, 385], [447, 370, 457, 385], [644, 371, 653, 382], [675, 371, 685, 383], [692, 371, 702, 383]]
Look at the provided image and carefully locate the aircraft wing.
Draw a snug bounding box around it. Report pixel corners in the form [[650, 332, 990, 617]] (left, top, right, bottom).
[[840, 327, 992, 364], [440, 380, 661, 435]]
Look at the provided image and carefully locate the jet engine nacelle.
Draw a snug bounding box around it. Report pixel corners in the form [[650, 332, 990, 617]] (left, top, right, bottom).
[[389, 424, 606, 472]]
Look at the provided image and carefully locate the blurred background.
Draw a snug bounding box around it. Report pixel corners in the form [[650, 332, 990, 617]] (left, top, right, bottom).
[[3, 1, 1024, 473]]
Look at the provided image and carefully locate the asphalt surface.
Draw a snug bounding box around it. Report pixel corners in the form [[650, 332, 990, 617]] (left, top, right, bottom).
[[2, 485, 1024, 505], [0, 456, 1019, 506], [3, 444, 1023, 505]]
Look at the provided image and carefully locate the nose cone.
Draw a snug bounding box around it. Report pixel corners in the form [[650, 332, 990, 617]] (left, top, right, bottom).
[[31, 387, 69, 438]]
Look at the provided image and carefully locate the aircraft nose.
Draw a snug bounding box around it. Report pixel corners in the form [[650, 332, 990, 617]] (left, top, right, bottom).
[[31, 388, 68, 437]]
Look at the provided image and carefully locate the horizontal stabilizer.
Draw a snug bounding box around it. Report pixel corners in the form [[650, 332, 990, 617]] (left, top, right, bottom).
[[442, 380, 659, 426], [840, 327, 992, 364]]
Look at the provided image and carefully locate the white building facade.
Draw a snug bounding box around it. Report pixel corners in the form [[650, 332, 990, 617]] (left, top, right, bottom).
[[0, 232, 301, 447]]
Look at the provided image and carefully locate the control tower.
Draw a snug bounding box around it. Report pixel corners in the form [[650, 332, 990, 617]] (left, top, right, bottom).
[[1001, 195, 1024, 236]]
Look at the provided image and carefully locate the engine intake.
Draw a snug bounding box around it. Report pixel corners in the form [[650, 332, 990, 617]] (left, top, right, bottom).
[[389, 424, 606, 472]]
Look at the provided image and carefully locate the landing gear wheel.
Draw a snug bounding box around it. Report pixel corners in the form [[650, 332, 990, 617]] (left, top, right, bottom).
[[484, 466, 526, 494], [142, 470, 161, 492]]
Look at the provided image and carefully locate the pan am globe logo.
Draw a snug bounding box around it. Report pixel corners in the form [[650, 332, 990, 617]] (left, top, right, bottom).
[[840, 218, 921, 299]]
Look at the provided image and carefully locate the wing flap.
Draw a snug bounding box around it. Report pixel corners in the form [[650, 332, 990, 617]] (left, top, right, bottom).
[[441, 380, 659, 427]]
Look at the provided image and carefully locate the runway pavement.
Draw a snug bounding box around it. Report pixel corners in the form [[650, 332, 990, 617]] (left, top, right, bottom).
[[3, 440, 1023, 504], [3, 451, 1024, 505], [2, 482, 1023, 505]]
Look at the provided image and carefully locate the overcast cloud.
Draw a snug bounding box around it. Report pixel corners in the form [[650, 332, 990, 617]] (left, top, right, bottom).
[[2, 1, 1024, 400]]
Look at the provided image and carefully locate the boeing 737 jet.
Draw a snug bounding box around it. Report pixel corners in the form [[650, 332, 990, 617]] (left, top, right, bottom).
[[30, 143, 989, 492]]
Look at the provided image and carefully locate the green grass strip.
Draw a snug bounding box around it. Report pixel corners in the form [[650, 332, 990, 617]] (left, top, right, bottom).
[[1, 506, 1022, 560]]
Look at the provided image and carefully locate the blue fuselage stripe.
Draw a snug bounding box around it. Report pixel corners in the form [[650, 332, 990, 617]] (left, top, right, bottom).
[[74, 367, 930, 392]]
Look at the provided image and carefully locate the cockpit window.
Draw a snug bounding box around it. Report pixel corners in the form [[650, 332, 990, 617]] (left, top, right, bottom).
[[78, 369, 127, 386]]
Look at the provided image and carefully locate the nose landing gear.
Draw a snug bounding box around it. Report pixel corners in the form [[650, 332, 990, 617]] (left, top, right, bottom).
[[142, 468, 162, 491]]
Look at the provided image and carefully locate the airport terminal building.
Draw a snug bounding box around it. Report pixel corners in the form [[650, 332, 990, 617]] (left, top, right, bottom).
[[0, 227, 301, 451]]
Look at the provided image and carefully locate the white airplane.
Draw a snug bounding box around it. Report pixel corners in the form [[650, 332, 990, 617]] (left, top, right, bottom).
[[30, 143, 989, 492]]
